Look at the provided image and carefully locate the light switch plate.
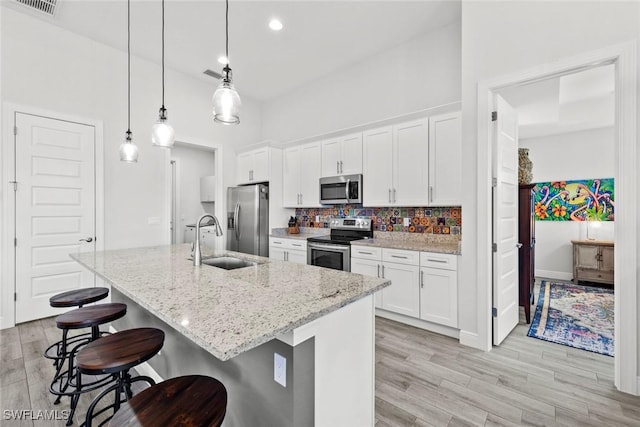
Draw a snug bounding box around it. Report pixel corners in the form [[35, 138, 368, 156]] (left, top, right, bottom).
[[274, 353, 286, 387]]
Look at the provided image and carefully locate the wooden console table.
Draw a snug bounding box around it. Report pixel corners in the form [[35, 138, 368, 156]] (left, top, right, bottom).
[[571, 240, 614, 286]]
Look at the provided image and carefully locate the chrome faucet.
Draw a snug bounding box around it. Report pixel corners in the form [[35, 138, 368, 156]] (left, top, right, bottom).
[[193, 213, 223, 266]]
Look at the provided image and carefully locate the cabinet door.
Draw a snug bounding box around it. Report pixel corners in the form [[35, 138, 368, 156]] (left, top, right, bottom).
[[351, 257, 382, 308], [299, 142, 322, 207], [393, 119, 429, 206], [600, 246, 614, 273], [236, 151, 253, 184], [269, 246, 287, 261], [283, 147, 301, 207], [363, 126, 393, 207], [576, 244, 599, 270], [429, 112, 462, 205], [381, 262, 420, 318], [321, 138, 342, 177], [420, 267, 458, 327], [252, 148, 269, 182], [287, 249, 307, 265], [340, 132, 363, 175]]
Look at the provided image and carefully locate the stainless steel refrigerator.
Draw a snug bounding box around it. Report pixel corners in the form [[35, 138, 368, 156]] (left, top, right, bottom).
[[226, 184, 269, 257]]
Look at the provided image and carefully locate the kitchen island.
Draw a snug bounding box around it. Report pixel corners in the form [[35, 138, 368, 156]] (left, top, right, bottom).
[[72, 244, 389, 427]]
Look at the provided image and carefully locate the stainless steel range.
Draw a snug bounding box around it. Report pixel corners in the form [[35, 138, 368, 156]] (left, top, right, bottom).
[[307, 218, 373, 272]]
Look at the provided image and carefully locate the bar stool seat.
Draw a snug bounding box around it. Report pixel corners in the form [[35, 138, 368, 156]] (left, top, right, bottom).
[[77, 328, 164, 427], [50, 287, 110, 308], [47, 303, 127, 423], [109, 375, 227, 427]]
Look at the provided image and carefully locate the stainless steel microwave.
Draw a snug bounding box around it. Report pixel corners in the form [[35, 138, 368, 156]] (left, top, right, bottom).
[[319, 174, 363, 204]]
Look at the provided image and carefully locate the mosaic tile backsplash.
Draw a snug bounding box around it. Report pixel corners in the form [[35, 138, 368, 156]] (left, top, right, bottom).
[[295, 205, 461, 237]]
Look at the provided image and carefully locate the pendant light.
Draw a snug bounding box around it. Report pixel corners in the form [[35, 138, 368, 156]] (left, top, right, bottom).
[[212, 0, 241, 125], [151, 0, 175, 147], [119, 0, 138, 162]]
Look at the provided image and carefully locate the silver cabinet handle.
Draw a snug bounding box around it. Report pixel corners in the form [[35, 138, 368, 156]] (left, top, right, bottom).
[[337, 161, 340, 174], [377, 264, 380, 278], [79, 237, 93, 243], [429, 186, 433, 203], [273, 241, 283, 245], [426, 258, 447, 263], [381, 265, 385, 278], [359, 251, 373, 255], [391, 255, 408, 259], [393, 188, 396, 203], [292, 243, 302, 247], [286, 251, 289, 261], [420, 270, 424, 288], [299, 194, 303, 205], [388, 189, 391, 203], [340, 160, 343, 174]]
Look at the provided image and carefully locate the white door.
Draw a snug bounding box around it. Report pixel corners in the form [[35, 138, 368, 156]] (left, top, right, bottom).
[[299, 142, 321, 207], [381, 262, 420, 317], [339, 132, 363, 175], [362, 126, 393, 207], [321, 138, 341, 177], [394, 119, 429, 206], [269, 246, 287, 261], [15, 113, 96, 323], [282, 147, 300, 207], [492, 95, 520, 345], [351, 257, 382, 308], [420, 267, 458, 327]]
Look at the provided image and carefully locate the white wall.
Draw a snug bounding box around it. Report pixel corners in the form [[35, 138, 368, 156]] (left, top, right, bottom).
[[520, 127, 615, 280], [170, 145, 216, 243], [0, 8, 262, 326], [261, 21, 461, 142], [460, 0, 639, 380]]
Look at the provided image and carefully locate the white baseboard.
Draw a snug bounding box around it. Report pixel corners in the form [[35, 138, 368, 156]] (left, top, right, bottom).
[[375, 309, 459, 339], [108, 326, 164, 384], [536, 270, 573, 281]]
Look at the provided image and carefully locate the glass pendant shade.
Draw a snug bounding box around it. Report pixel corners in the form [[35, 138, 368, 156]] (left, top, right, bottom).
[[212, 67, 241, 125], [151, 108, 175, 147], [119, 132, 139, 163]]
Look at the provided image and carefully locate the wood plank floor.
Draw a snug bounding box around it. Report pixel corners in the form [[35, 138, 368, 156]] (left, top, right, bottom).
[[2, 309, 639, 427]]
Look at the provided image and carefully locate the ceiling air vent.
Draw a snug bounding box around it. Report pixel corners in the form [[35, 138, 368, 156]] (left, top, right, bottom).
[[14, 0, 58, 16], [204, 69, 222, 80]]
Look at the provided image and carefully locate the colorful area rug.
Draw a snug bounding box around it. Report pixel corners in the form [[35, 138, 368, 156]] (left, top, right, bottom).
[[527, 280, 614, 356]]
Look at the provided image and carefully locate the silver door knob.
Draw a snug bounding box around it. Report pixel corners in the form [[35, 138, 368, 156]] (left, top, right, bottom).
[[516, 243, 523, 249], [79, 237, 93, 243]]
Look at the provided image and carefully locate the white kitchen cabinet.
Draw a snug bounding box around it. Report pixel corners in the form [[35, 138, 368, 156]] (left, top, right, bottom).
[[321, 132, 363, 177], [283, 142, 322, 207], [236, 147, 269, 184], [269, 237, 307, 264], [362, 119, 428, 206], [428, 112, 462, 205], [419, 252, 458, 328], [362, 127, 393, 206], [351, 256, 383, 308]]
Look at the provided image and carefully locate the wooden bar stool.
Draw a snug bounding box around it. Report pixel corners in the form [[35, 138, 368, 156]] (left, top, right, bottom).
[[76, 328, 165, 427], [46, 287, 110, 371], [47, 303, 127, 417], [109, 375, 227, 427]]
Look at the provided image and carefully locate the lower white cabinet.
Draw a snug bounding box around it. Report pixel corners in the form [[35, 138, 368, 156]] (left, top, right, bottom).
[[351, 245, 459, 328], [269, 237, 307, 264]]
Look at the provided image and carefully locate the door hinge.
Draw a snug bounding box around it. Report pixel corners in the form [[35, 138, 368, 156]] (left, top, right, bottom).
[[13, 126, 18, 135], [14, 237, 17, 247], [492, 243, 497, 252], [14, 292, 17, 301], [492, 177, 497, 187], [491, 111, 497, 122], [492, 307, 497, 317]]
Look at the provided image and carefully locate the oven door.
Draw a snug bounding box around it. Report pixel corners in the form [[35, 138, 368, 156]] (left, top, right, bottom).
[[307, 242, 351, 272]]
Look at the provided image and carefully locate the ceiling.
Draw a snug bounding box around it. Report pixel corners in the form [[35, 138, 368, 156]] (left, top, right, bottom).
[[7, 0, 461, 102], [498, 64, 615, 139]]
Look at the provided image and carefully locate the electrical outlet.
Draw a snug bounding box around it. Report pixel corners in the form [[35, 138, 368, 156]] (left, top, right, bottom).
[[274, 353, 286, 387], [403, 217, 410, 227]]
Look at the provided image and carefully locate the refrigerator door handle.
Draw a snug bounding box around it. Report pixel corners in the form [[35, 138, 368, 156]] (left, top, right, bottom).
[[234, 202, 240, 241]]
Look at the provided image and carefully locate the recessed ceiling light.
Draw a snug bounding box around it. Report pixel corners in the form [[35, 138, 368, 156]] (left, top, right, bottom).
[[269, 19, 283, 31], [218, 56, 228, 65]]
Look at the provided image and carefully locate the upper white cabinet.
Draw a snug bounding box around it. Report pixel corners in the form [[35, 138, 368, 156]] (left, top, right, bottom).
[[283, 142, 322, 207], [363, 119, 429, 206], [429, 112, 462, 205], [321, 132, 363, 177], [236, 147, 270, 184]]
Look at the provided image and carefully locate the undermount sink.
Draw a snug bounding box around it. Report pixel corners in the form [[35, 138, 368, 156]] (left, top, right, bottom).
[[200, 256, 259, 270]]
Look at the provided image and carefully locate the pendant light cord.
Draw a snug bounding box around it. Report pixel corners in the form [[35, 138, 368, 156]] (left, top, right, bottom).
[[127, 0, 131, 134], [161, 0, 165, 108], [225, 0, 229, 62]]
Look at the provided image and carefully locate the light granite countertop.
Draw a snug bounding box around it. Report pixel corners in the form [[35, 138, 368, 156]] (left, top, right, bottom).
[[351, 238, 461, 254], [270, 227, 328, 240], [71, 244, 389, 361]]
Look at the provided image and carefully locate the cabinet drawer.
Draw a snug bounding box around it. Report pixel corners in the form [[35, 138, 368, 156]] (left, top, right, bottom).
[[576, 268, 614, 284], [420, 252, 457, 271], [269, 237, 307, 250], [351, 246, 382, 260], [382, 248, 419, 265]]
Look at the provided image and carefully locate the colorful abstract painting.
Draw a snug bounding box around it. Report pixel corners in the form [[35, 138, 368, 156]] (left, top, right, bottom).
[[533, 178, 614, 221]]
